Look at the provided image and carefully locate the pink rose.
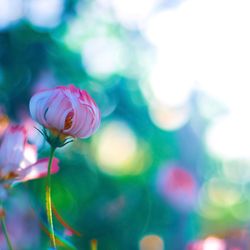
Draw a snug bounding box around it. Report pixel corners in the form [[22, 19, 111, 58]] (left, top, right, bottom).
[[29, 85, 101, 139], [0, 125, 59, 194]]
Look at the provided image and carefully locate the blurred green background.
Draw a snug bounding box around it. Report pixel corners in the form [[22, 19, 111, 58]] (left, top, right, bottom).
[[1, 0, 250, 249]]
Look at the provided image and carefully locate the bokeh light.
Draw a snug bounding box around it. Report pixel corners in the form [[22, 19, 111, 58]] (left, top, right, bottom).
[[207, 178, 241, 207], [222, 160, 250, 184], [139, 235, 164, 250], [197, 183, 225, 220], [98, 0, 161, 29], [156, 163, 197, 210], [202, 237, 226, 250], [188, 237, 226, 250], [81, 36, 125, 77], [0, 0, 23, 29], [142, 0, 250, 114], [93, 121, 147, 176], [149, 102, 190, 131], [26, 0, 64, 28], [205, 114, 250, 160]]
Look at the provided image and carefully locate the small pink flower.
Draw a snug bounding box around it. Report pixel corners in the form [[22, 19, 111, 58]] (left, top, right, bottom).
[[0, 125, 59, 197], [29, 85, 101, 139]]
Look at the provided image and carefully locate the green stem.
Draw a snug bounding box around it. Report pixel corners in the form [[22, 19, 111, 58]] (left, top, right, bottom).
[[0, 213, 14, 250], [46, 147, 56, 249]]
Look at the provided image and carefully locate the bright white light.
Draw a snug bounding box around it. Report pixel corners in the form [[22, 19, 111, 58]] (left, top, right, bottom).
[[206, 114, 250, 159], [0, 0, 23, 29], [81, 36, 125, 77], [143, 3, 195, 108], [142, 0, 250, 113], [26, 0, 64, 28], [194, 0, 250, 112], [203, 237, 226, 250], [147, 54, 194, 107], [98, 0, 161, 28]]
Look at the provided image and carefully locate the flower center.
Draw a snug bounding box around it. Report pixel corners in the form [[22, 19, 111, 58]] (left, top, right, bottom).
[[4, 172, 18, 180], [64, 112, 74, 130], [0, 170, 18, 182]]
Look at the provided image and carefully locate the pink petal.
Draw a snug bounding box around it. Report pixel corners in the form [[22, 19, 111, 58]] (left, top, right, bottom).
[[74, 104, 101, 138], [29, 89, 57, 127], [22, 143, 38, 167], [45, 90, 72, 130], [63, 87, 101, 138], [17, 158, 59, 182], [0, 125, 27, 173]]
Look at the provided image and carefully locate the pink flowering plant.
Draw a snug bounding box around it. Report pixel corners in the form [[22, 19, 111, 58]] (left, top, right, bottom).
[[29, 84, 101, 249], [0, 125, 59, 250], [29, 84, 100, 147]]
